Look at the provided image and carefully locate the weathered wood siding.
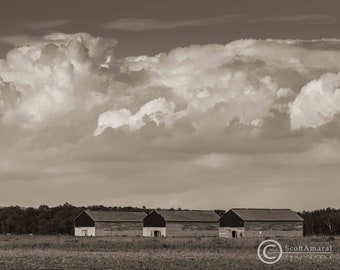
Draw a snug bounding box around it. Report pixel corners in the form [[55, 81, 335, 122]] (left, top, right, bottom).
[[166, 222, 218, 237], [95, 222, 143, 236], [244, 221, 303, 231], [244, 221, 303, 237], [245, 229, 303, 237]]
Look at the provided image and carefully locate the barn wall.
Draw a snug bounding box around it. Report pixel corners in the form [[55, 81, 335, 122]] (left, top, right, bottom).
[[95, 221, 143, 236], [244, 221, 303, 237], [74, 227, 95, 236], [143, 227, 166, 237], [219, 227, 245, 238], [244, 221, 303, 231], [166, 222, 219, 237], [245, 230, 303, 237]]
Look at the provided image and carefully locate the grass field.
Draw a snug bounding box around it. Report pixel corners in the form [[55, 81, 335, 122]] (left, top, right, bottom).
[[0, 235, 339, 269]]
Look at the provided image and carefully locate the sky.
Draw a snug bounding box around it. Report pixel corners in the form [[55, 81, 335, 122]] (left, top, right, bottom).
[[1, 0, 340, 211]]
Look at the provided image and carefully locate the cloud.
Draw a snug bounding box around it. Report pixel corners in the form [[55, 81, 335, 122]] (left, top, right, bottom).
[[194, 140, 340, 169], [101, 15, 244, 31], [3, 35, 340, 146], [0, 33, 117, 66], [102, 14, 337, 31], [2, 35, 340, 208], [252, 14, 338, 24], [2, 37, 340, 156], [290, 73, 340, 129], [94, 98, 176, 135], [0, 35, 46, 46], [0, 33, 117, 130], [96, 39, 340, 139], [194, 154, 226, 169]]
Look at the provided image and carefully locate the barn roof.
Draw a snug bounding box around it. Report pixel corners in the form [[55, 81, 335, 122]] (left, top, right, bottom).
[[85, 210, 147, 222], [230, 208, 304, 222], [155, 210, 220, 222]]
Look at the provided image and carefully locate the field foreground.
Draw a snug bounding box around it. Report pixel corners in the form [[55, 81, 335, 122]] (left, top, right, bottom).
[[0, 235, 339, 269]]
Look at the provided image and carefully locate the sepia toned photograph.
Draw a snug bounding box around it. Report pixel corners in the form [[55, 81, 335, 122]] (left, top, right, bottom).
[[0, 0, 339, 269]]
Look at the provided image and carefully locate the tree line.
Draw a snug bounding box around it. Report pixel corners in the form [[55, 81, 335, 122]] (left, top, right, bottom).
[[0, 203, 146, 235], [0, 203, 339, 235], [298, 207, 340, 236]]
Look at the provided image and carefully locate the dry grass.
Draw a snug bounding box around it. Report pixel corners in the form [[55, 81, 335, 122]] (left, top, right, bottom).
[[0, 235, 339, 269]]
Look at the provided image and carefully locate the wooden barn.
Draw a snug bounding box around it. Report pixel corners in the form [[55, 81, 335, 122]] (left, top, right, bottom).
[[74, 210, 146, 236], [219, 208, 304, 238], [143, 210, 220, 237]]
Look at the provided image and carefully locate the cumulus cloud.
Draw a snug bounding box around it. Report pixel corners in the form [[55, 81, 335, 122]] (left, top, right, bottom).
[[94, 98, 176, 135], [2, 35, 340, 208], [2, 35, 340, 150], [290, 72, 340, 129], [96, 39, 340, 136], [0, 33, 116, 129]]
